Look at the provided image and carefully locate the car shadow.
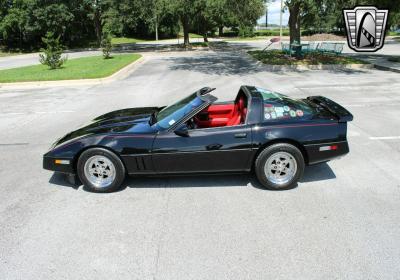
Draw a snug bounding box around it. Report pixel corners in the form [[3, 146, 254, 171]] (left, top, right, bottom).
[[300, 162, 336, 183], [49, 162, 336, 192], [49, 172, 80, 190]]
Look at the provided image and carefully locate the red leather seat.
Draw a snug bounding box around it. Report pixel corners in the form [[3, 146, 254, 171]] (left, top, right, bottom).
[[241, 107, 247, 122], [226, 103, 240, 126], [194, 95, 247, 128], [226, 96, 245, 126]]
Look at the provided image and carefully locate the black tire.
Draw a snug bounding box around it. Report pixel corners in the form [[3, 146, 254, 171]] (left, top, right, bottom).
[[77, 148, 126, 193], [255, 143, 305, 190]]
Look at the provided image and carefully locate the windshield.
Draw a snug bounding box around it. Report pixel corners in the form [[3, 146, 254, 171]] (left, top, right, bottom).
[[155, 92, 205, 130], [256, 87, 315, 121]]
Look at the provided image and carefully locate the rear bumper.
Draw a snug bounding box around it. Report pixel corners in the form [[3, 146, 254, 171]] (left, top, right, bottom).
[[305, 141, 349, 165], [43, 155, 75, 174]]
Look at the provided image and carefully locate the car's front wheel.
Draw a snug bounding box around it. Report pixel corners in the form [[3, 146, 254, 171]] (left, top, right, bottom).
[[255, 143, 304, 190], [77, 148, 126, 193]]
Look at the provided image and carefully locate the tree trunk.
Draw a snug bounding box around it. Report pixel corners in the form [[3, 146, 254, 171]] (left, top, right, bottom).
[[180, 16, 190, 47], [94, 8, 102, 46], [218, 26, 223, 37], [288, 2, 301, 43]]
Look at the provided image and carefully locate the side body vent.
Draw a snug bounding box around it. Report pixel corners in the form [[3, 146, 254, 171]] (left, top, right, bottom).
[[121, 154, 153, 174], [134, 156, 147, 171]]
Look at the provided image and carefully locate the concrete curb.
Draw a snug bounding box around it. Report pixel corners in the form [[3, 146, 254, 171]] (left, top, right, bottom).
[[258, 63, 373, 71], [242, 51, 374, 72], [373, 64, 400, 73], [0, 55, 145, 90]]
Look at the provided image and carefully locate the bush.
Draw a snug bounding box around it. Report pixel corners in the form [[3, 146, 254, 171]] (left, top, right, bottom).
[[239, 26, 255, 37], [254, 30, 290, 36], [101, 32, 113, 59], [39, 32, 67, 69]]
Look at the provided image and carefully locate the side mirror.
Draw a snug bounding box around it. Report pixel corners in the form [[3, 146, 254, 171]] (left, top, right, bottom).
[[174, 125, 189, 137]]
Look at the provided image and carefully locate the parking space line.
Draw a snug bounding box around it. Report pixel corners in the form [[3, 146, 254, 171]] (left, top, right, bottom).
[[0, 143, 29, 146], [342, 103, 400, 108], [0, 112, 24, 115], [0, 110, 75, 116], [369, 136, 400, 140], [343, 104, 365, 107], [34, 110, 75, 114]]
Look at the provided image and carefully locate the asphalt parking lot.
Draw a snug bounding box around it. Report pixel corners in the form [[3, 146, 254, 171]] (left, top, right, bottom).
[[1, 48, 400, 279]]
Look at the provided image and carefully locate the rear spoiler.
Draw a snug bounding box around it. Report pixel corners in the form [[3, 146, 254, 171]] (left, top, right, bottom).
[[307, 96, 353, 123]]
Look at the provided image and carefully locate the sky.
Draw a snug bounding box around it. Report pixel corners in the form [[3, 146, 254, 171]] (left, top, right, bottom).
[[257, 0, 289, 26]]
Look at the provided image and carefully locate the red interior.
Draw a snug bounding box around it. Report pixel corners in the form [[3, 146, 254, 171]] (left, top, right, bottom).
[[194, 95, 247, 128]]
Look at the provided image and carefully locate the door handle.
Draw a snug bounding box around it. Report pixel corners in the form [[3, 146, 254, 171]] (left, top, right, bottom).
[[234, 133, 247, 138], [206, 143, 223, 150]]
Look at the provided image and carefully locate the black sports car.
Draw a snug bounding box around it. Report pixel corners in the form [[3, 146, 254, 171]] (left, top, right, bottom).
[[43, 86, 353, 192]]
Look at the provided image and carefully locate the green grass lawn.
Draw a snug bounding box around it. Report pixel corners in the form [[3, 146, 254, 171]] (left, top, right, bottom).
[[111, 33, 203, 45], [178, 32, 203, 39], [178, 41, 209, 48], [388, 31, 400, 36], [248, 50, 367, 65], [111, 37, 148, 45], [0, 54, 141, 83], [0, 50, 24, 57], [224, 36, 270, 41]]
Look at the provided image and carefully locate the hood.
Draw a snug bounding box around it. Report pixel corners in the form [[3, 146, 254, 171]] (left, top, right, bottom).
[[52, 107, 159, 148]]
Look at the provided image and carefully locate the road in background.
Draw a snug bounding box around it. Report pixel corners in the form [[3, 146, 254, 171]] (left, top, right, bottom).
[[0, 37, 398, 70], [0, 48, 399, 279]]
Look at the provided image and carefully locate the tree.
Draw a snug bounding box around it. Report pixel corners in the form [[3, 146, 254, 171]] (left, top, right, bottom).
[[86, 0, 104, 45], [289, 0, 400, 43], [39, 31, 67, 69], [193, 0, 265, 42], [0, 0, 268, 50], [0, 6, 27, 49], [227, 0, 265, 37], [286, 0, 302, 43], [206, 0, 232, 37], [228, 0, 265, 26], [163, 0, 201, 47], [0, 0, 79, 49], [101, 30, 112, 58]]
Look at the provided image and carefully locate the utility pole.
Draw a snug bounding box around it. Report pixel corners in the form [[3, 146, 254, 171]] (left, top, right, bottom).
[[155, 14, 159, 41], [279, 0, 283, 40], [265, 3, 268, 28]]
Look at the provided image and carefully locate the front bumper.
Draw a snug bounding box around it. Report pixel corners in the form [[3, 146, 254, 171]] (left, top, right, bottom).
[[43, 155, 75, 174]]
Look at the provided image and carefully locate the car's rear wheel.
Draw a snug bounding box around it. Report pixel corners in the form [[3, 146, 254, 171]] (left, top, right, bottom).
[[77, 148, 126, 193], [255, 143, 304, 190]]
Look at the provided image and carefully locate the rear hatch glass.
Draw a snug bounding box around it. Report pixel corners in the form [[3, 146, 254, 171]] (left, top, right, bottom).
[[256, 87, 316, 121]]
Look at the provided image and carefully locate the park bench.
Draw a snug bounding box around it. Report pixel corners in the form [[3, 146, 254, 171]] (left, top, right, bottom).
[[301, 42, 319, 54], [316, 42, 344, 55], [281, 41, 344, 57], [281, 41, 310, 57], [281, 42, 291, 55]]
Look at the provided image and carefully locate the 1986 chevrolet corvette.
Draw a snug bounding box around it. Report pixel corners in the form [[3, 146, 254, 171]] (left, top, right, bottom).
[[43, 86, 353, 192]]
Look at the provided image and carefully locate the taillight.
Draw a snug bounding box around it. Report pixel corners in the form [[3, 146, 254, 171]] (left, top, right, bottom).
[[319, 145, 338, 151]]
